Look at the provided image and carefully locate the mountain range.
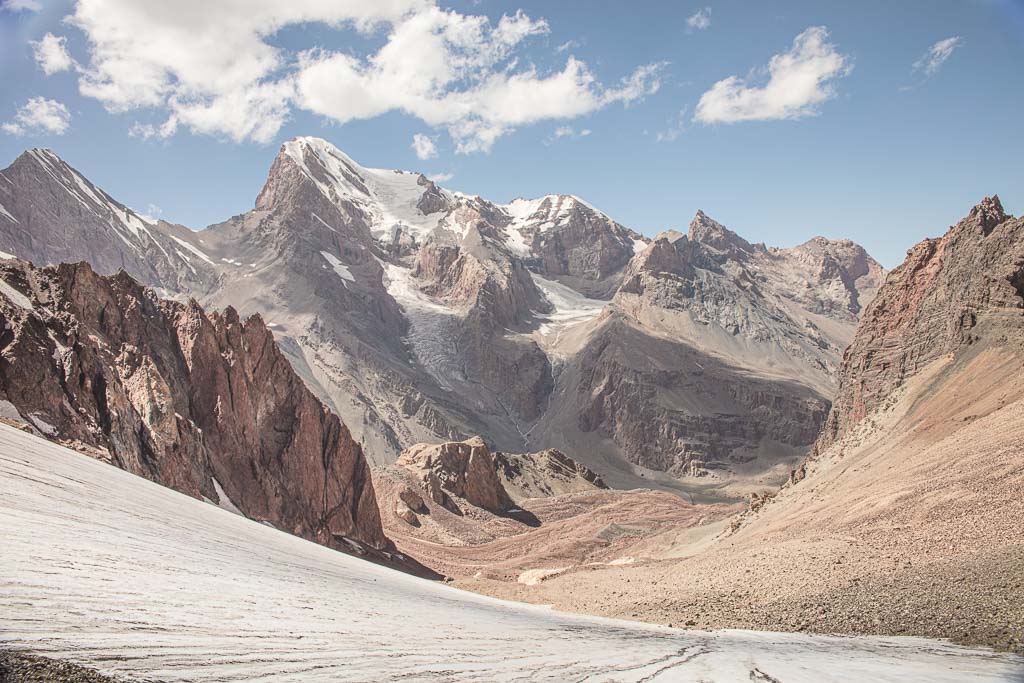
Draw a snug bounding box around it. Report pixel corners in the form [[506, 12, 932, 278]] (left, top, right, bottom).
[[0, 141, 1022, 661], [0, 139, 884, 499]]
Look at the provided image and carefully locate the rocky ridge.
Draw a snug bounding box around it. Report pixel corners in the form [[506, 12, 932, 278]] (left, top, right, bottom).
[[0, 259, 388, 554], [818, 195, 1023, 451]]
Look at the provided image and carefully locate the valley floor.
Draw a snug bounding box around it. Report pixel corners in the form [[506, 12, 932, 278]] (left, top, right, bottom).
[[0, 424, 1021, 682], [457, 349, 1024, 656]]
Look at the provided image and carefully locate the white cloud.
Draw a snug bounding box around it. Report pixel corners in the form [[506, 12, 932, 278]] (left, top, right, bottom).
[[297, 8, 662, 153], [31, 33, 75, 75], [544, 125, 592, 145], [411, 133, 438, 159], [687, 7, 711, 31], [1, 0, 42, 12], [656, 107, 687, 142], [129, 117, 179, 140], [694, 26, 851, 124], [427, 171, 453, 183], [65, 0, 663, 151], [913, 36, 961, 76], [555, 39, 579, 53], [68, 0, 424, 143], [2, 97, 72, 136]]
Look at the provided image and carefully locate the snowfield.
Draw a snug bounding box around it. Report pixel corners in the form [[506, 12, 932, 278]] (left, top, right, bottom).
[[0, 424, 1020, 682], [532, 273, 606, 335]]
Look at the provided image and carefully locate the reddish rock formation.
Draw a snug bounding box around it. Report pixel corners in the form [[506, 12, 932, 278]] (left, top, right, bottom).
[[397, 436, 514, 515], [817, 196, 1024, 450], [0, 259, 388, 552]]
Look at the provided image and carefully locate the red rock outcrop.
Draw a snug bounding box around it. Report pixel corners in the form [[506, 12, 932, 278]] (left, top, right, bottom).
[[396, 436, 514, 515], [0, 259, 388, 552], [817, 196, 1024, 450]]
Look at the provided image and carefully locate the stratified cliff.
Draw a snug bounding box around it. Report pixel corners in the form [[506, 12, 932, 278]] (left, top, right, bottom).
[[818, 195, 1024, 451]]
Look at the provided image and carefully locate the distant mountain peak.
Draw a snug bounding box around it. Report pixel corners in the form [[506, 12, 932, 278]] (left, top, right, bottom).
[[688, 210, 754, 255]]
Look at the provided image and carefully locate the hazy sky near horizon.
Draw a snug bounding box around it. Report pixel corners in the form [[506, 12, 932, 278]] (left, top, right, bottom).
[[1, 0, 1022, 267]]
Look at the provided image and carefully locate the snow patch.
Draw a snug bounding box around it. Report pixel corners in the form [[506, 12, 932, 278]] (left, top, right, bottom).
[[170, 236, 215, 265], [0, 400, 23, 423], [531, 274, 605, 336], [0, 200, 17, 224], [320, 251, 354, 283], [383, 263, 462, 389], [27, 413, 57, 436], [311, 212, 339, 233], [211, 477, 243, 516], [284, 137, 452, 245], [0, 278, 33, 310]]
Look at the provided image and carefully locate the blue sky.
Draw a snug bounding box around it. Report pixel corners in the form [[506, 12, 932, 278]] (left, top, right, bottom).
[[1, 0, 1022, 267]]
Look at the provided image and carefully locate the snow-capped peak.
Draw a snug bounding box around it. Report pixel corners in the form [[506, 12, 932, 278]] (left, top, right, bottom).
[[280, 137, 455, 245]]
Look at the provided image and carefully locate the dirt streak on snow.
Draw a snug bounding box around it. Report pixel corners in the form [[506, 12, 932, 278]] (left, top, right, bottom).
[[0, 426, 1019, 682]]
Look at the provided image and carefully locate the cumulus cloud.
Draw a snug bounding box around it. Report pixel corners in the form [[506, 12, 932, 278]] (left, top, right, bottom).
[[2, 97, 72, 136], [694, 26, 850, 124], [297, 9, 662, 153], [687, 7, 711, 31], [1, 0, 42, 12], [63, 0, 663, 150], [31, 33, 75, 75], [411, 133, 437, 159], [913, 36, 961, 76], [427, 171, 453, 182]]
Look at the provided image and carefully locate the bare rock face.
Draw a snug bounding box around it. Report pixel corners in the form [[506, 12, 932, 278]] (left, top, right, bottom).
[[412, 221, 553, 422], [818, 196, 1024, 450], [512, 195, 645, 298], [493, 448, 607, 501], [0, 259, 387, 552], [0, 149, 217, 294], [571, 318, 828, 475], [397, 437, 514, 514], [415, 174, 452, 215]]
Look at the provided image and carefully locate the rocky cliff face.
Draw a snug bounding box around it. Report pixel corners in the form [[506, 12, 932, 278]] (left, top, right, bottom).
[[0, 149, 217, 295], [537, 208, 876, 480], [818, 196, 1024, 450], [564, 317, 829, 476], [493, 447, 607, 501], [0, 259, 387, 552], [506, 195, 646, 298], [382, 435, 609, 532], [396, 437, 514, 515]]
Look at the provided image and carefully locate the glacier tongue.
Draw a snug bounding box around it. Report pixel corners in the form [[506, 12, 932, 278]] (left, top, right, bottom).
[[1, 423, 1018, 683]]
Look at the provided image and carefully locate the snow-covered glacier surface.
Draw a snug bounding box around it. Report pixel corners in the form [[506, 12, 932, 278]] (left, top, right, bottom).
[[0, 424, 1020, 682]]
